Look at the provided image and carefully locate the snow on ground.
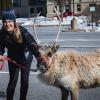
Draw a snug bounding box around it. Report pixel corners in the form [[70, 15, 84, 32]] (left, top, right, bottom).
[[0, 15, 100, 32]]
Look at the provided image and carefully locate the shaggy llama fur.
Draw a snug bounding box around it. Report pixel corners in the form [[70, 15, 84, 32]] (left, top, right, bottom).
[[37, 46, 100, 100]]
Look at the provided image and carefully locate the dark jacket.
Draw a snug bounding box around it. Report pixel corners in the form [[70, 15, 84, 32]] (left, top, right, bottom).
[[0, 26, 40, 64]]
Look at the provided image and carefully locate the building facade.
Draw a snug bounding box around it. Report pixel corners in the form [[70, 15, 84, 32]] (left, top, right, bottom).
[[13, 0, 100, 18], [0, 0, 100, 18], [0, 0, 12, 17], [13, 0, 47, 17]]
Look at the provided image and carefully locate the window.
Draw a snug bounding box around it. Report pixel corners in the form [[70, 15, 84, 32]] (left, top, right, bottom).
[[30, 8, 34, 14], [37, 0, 46, 3], [29, 0, 35, 6], [37, 7, 43, 15], [77, 4, 81, 11], [13, 0, 21, 7], [38, 0, 45, 1], [53, 6, 57, 13], [65, 5, 69, 12], [29, 0, 46, 5]]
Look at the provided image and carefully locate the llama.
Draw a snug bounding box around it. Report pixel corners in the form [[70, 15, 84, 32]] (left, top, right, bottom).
[[36, 45, 100, 100]]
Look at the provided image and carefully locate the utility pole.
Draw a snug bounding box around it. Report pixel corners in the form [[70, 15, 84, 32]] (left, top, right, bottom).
[[89, 0, 95, 31], [92, 0, 94, 31], [72, 0, 74, 18], [71, 0, 77, 30]]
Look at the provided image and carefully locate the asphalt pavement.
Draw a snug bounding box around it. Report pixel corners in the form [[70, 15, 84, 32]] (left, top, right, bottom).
[[0, 26, 100, 100]]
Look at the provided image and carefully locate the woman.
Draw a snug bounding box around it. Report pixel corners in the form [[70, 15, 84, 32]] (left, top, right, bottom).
[[0, 9, 40, 100]]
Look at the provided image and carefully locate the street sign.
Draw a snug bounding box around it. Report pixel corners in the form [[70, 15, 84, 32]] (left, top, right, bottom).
[[89, 3, 96, 12], [90, 7, 95, 11]]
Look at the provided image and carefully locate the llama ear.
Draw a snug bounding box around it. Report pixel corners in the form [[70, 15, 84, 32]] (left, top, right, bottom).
[[38, 45, 42, 49], [47, 51, 52, 57], [51, 45, 59, 53], [56, 45, 59, 50], [47, 45, 59, 57]]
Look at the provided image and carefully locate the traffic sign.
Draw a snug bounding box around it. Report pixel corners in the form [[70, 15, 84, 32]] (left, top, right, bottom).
[[89, 3, 96, 12]]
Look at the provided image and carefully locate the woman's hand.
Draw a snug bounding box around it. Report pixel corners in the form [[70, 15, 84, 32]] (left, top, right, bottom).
[[0, 55, 5, 61]]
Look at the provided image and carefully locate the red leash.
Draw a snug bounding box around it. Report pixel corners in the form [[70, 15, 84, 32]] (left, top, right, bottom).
[[0, 61, 4, 70], [0, 56, 25, 70]]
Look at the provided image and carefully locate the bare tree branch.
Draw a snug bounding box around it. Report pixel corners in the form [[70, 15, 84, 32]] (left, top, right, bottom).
[[49, 0, 68, 21]]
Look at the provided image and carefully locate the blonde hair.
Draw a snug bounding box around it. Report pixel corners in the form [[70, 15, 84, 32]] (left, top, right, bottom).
[[13, 25, 22, 43], [1, 24, 22, 43]]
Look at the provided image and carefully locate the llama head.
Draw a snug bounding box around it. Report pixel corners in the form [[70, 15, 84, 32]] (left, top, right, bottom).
[[37, 44, 59, 73]]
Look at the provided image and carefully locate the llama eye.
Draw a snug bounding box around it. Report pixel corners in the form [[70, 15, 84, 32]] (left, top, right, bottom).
[[47, 52, 52, 57]]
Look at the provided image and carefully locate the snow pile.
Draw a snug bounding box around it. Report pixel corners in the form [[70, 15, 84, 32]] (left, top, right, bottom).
[[0, 15, 100, 32]]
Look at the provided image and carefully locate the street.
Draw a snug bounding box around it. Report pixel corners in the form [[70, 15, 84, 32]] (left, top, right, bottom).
[[0, 26, 100, 100]]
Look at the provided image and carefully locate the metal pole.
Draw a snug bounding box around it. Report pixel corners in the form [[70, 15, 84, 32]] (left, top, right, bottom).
[[92, 11, 93, 30], [92, 0, 94, 31], [73, 0, 74, 18]]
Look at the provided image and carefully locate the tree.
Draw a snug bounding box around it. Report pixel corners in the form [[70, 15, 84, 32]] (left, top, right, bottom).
[[49, 0, 68, 21]]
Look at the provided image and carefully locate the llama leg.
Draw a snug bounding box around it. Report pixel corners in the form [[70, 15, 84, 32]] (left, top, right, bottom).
[[59, 86, 69, 100], [70, 87, 79, 100]]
